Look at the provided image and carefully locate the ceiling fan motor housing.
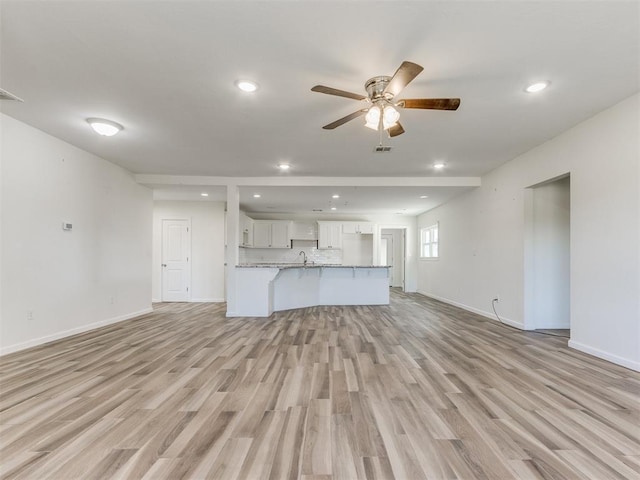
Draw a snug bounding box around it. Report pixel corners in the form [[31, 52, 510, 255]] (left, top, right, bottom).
[[365, 76, 393, 101]]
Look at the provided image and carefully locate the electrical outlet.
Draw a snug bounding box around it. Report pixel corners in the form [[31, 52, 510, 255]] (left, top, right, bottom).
[[26, 310, 34, 321]]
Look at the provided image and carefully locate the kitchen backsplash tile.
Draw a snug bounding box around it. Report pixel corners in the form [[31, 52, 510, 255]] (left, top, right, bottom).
[[239, 240, 342, 265]]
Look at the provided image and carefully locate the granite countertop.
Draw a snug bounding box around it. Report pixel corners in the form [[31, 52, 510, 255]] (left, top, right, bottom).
[[237, 263, 390, 269]]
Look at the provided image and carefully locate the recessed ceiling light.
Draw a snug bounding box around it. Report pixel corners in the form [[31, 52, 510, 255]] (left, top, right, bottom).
[[419, 195, 428, 199], [278, 163, 290, 170], [201, 193, 209, 197], [253, 193, 261, 198], [331, 207, 337, 211], [525, 81, 550, 93], [332, 194, 340, 199], [433, 162, 446, 170], [87, 118, 123, 136], [235, 80, 258, 92]]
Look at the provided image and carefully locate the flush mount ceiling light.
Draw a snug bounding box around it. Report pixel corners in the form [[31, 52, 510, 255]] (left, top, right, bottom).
[[200, 193, 209, 197], [525, 81, 550, 93], [87, 118, 123, 136], [433, 162, 446, 170], [253, 193, 261, 198], [235, 80, 258, 92], [277, 163, 290, 170]]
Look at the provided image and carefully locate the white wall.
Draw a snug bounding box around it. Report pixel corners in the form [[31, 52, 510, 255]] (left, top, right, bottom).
[[417, 94, 639, 370], [342, 234, 373, 266], [152, 201, 225, 302], [0, 114, 153, 355]]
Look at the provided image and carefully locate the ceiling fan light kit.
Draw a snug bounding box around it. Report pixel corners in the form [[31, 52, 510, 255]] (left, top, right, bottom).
[[312, 61, 460, 138], [364, 105, 381, 130]]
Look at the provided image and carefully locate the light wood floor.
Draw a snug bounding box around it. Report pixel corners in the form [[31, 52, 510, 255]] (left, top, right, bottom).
[[1, 291, 639, 479]]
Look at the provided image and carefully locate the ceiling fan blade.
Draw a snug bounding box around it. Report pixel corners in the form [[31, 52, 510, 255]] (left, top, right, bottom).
[[322, 109, 368, 129], [399, 98, 461, 110], [383, 61, 424, 98], [311, 85, 366, 101], [388, 122, 405, 137]]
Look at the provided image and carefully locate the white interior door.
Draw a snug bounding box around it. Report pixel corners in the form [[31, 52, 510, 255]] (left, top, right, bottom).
[[162, 219, 191, 302]]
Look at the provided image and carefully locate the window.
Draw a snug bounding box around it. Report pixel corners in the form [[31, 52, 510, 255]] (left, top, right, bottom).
[[420, 224, 439, 258]]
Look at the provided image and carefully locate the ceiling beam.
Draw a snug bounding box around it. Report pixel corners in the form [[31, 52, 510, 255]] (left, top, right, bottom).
[[134, 175, 481, 188]]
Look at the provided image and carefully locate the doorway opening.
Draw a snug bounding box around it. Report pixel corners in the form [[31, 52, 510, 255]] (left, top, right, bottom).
[[380, 228, 406, 291], [524, 175, 570, 337]]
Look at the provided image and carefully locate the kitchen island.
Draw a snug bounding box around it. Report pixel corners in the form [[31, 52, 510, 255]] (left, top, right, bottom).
[[231, 264, 390, 317]]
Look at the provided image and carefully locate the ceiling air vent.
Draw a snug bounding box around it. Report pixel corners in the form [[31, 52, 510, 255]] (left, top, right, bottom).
[[0, 88, 23, 102], [374, 145, 392, 153]]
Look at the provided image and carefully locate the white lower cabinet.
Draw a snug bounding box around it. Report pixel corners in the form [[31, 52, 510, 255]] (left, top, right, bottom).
[[318, 221, 343, 249]]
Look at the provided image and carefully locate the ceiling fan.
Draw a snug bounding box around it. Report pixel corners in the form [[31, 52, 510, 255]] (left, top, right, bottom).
[[311, 61, 460, 137]]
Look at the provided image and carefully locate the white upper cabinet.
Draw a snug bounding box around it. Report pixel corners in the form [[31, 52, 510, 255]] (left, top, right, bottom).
[[318, 222, 343, 249], [271, 222, 290, 248], [239, 211, 254, 247], [253, 220, 291, 248], [342, 222, 375, 234], [253, 221, 271, 248]]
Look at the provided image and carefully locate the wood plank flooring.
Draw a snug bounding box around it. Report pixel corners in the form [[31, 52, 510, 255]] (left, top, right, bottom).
[[1, 291, 639, 479]]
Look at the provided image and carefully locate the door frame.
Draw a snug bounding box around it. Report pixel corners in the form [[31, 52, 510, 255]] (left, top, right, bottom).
[[161, 218, 192, 302], [524, 174, 571, 331], [377, 227, 407, 291]]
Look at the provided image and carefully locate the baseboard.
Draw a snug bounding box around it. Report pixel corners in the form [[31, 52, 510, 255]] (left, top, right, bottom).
[[416, 290, 524, 330], [568, 339, 639, 372], [152, 298, 225, 303], [536, 323, 571, 330], [0, 307, 154, 357]]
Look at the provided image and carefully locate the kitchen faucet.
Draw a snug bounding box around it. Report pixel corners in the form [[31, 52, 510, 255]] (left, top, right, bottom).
[[298, 251, 307, 265]]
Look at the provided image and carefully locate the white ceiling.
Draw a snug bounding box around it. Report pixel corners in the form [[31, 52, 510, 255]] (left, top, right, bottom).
[[1, 1, 638, 215]]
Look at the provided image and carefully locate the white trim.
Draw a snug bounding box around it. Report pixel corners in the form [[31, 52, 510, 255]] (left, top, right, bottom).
[[419, 224, 439, 259], [0, 307, 153, 357], [161, 218, 192, 302], [152, 298, 225, 303], [417, 290, 524, 330], [568, 340, 639, 372]]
